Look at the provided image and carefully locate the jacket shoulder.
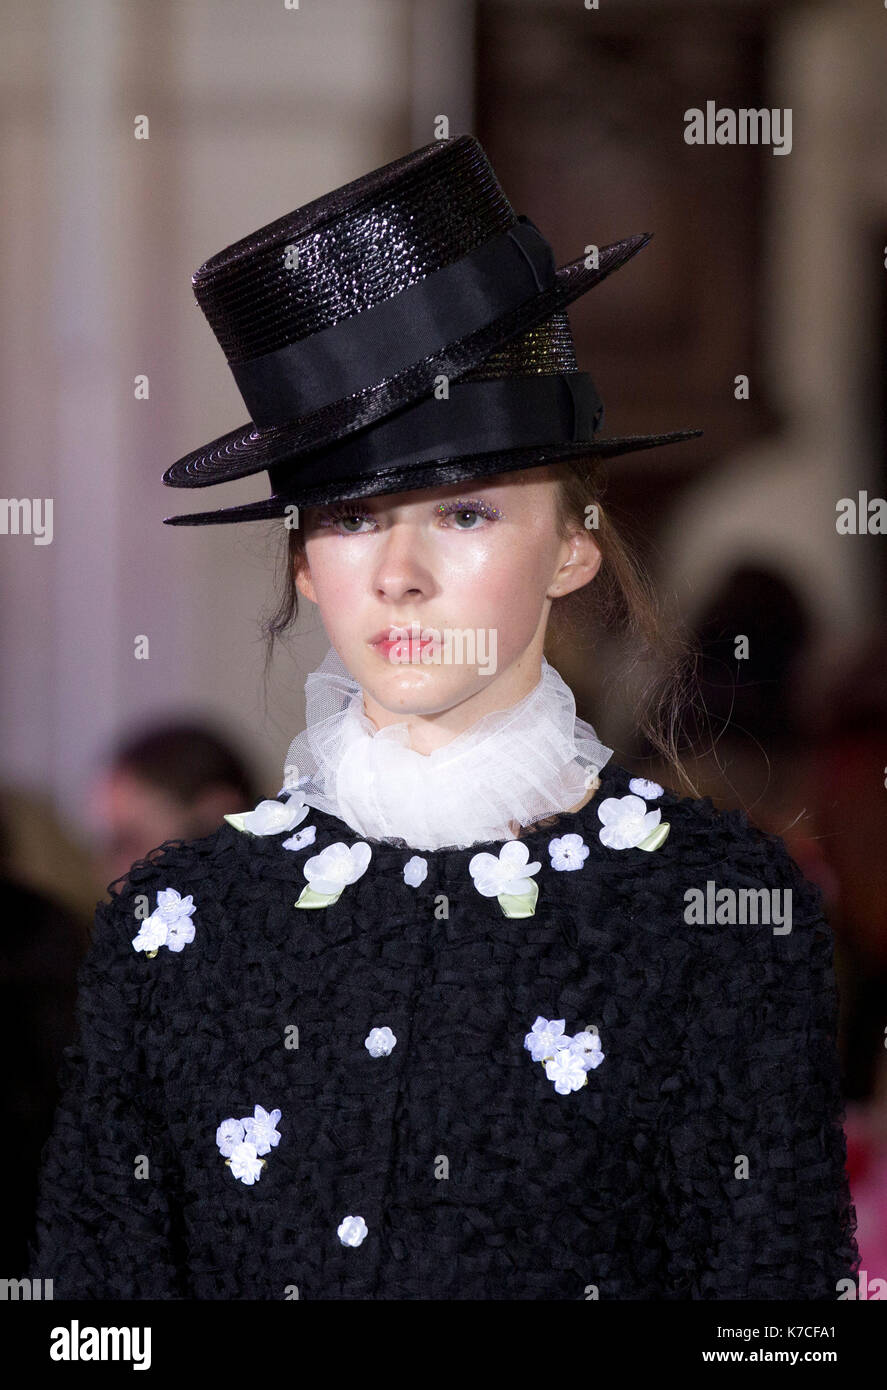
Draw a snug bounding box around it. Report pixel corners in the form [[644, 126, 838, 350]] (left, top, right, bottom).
[[599, 763, 830, 955], [104, 820, 234, 899], [92, 820, 246, 966]]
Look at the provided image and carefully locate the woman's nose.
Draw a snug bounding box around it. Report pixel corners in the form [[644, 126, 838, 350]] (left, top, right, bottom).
[[371, 526, 431, 594]]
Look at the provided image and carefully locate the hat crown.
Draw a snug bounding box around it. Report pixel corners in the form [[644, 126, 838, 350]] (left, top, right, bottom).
[[191, 135, 520, 366]]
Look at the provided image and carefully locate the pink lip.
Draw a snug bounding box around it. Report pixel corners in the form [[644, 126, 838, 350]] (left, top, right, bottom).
[[369, 626, 429, 645], [372, 637, 437, 654], [369, 628, 440, 659]]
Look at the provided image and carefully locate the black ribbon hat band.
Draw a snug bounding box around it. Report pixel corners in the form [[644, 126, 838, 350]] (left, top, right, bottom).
[[266, 372, 604, 496], [230, 217, 556, 426]]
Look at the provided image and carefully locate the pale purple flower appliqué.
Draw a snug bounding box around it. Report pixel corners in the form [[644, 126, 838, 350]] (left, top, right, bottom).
[[155, 888, 195, 923], [568, 1030, 605, 1071], [281, 824, 317, 852], [338, 1215, 368, 1247], [166, 917, 196, 952], [524, 1017, 605, 1093], [217, 1105, 282, 1183], [132, 886, 196, 955], [628, 777, 664, 800], [548, 833, 589, 871], [523, 1016, 571, 1063], [365, 1026, 397, 1057], [242, 1105, 282, 1156], [403, 856, 427, 887], [215, 1117, 245, 1157]]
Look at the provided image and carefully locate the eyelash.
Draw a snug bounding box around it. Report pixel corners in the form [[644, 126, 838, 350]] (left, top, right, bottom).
[[314, 497, 503, 534]]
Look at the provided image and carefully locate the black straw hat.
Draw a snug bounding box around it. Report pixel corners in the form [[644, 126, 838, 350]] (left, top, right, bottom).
[[163, 134, 702, 525]]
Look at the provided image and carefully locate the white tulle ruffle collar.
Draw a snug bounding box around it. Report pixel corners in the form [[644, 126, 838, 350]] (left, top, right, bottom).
[[282, 645, 612, 852]]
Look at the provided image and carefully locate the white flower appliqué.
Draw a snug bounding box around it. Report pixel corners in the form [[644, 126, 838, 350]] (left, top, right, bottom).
[[469, 840, 542, 919], [403, 855, 428, 887], [548, 833, 590, 871], [628, 777, 664, 800], [215, 1118, 245, 1157], [569, 1030, 605, 1070], [598, 794, 668, 851], [216, 1105, 282, 1184], [166, 918, 196, 953], [470, 840, 541, 896], [225, 791, 309, 837], [523, 1015, 605, 1094], [242, 1104, 282, 1155], [281, 824, 317, 852], [295, 840, 372, 908], [229, 1142, 264, 1186], [544, 1049, 590, 1095], [154, 887, 194, 923], [524, 1016, 571, 1063], [132, 887, 196, 956], [131, 914, 169, 955], [365, 1026, 397, 1057], [338, 1214, 368, 1247]]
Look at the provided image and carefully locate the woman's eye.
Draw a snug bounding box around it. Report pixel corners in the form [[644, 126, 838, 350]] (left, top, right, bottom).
[[316, 500, 499, 533], [450, 508, 483, 529], [439, 499, 501, 528], [316, 511, 371, 533]]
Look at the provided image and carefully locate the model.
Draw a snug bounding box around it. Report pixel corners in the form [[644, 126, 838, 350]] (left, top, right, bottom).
[[27, 135, 859, 1299]]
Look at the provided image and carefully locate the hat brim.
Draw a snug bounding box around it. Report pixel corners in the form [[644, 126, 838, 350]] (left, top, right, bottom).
[[163, 429, 703, 525], [163, 234, 653, 491]]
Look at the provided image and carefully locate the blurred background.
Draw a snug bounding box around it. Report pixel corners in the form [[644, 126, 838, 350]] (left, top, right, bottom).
[[1, 0, 885, 1285]]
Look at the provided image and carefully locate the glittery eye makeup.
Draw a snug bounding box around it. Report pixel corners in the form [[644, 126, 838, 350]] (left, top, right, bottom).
[[313, 497, 503, 532], [435, 498, 503, 524]]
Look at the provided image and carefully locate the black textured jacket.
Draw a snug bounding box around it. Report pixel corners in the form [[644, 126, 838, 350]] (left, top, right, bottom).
[[27, 760, 860, 1299]]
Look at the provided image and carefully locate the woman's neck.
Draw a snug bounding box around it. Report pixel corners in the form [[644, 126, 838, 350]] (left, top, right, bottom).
[[508, 773, 601, 840]]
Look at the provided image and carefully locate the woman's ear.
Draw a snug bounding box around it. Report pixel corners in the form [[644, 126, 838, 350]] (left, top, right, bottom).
[[294, 553, 317, 604], [548, 528, 602, 600]]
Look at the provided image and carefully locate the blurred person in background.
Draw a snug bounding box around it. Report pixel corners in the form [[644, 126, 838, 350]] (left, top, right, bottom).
[[2, 721, 260, 1278], [650, 563, 815, 832], [804, 630, 887, 1283], [0, 783, 101, 925], [0, 794, 91, 1278], [790, 629, 887, 1104], [91, 720, 262, 889]]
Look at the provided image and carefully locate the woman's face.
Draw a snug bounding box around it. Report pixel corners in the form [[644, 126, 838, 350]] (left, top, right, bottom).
[[295, 470, 601, 750]]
